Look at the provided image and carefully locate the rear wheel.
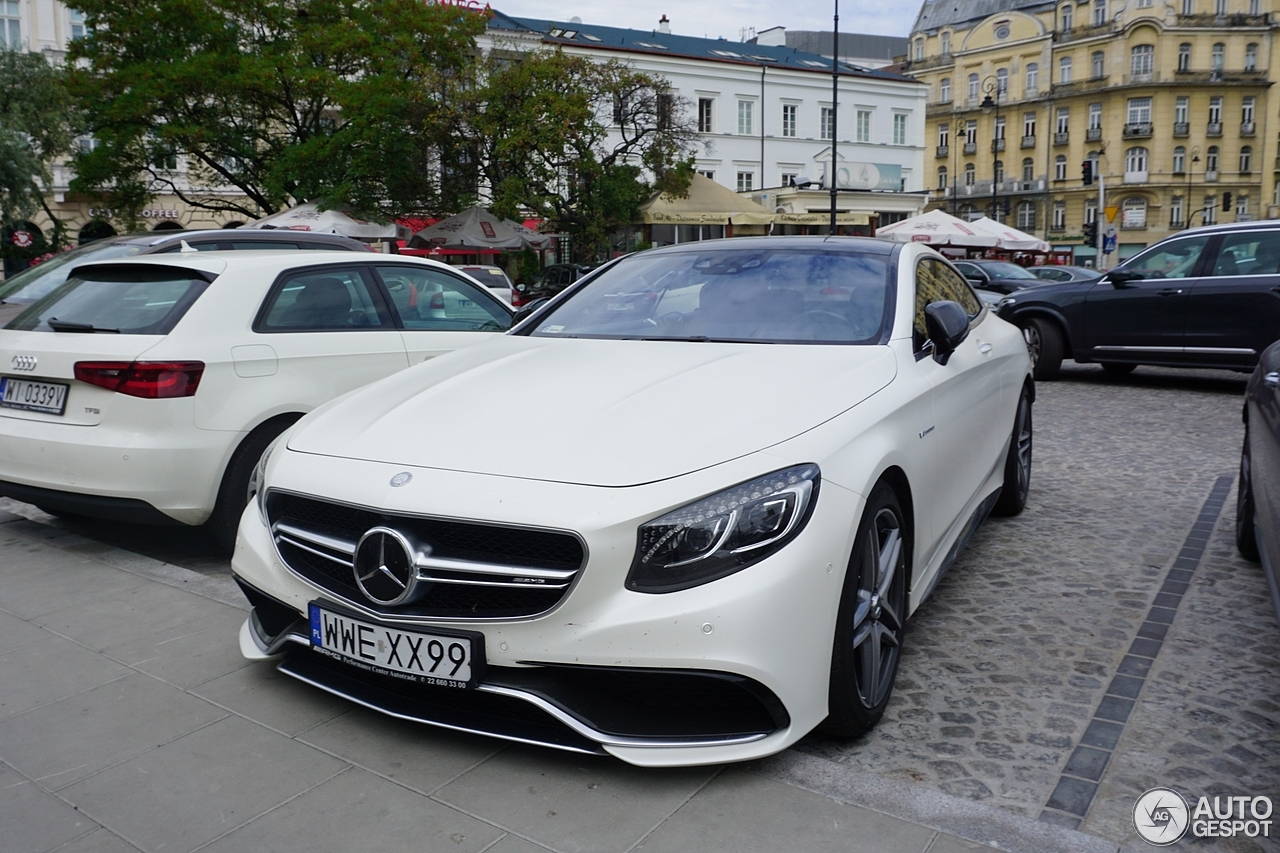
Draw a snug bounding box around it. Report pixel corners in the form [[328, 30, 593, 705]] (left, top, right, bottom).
[[1238, 425, 1261, 562], [1100, 362, 1137, 376], [1023, 318, 1064, 381], [205, 418, 297, 554], [993, 386, 1033, 517], [822, 482, 908, 737]]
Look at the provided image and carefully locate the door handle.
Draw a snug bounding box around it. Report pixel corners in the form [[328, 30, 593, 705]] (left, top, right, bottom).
[[978, 342, 993, 355], [1157, 288, 1184, 296], [1266, 372, 1280, 388]]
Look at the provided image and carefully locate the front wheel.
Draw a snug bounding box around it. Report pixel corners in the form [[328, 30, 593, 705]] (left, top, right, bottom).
[[205, 420, 295, 554], [1238, 425, 1261, 562], [992, 386, 1033, 517], [1022, 318, 1064, 381], [821, 482, 909, 737]]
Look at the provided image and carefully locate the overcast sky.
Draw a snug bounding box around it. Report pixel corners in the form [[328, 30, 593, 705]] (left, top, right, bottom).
[[492, 1, 916, 41]]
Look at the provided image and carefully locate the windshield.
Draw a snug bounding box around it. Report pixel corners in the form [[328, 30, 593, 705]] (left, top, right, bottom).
[[980, 262, 1039, 280], [528, 248, 891, 344], [8, 267, 210, 335], [0, 242, 147, 305]]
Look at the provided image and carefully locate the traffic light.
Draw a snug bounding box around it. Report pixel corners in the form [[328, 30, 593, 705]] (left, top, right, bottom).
[[1082, 160, 1094, 186], [1083, 220, 1098, 243], [1222, 192, 1233, 211]]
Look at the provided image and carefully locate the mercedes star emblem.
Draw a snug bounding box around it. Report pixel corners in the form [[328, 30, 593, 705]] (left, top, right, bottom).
[[390, 472, 412, 487], [10, 355, 37, 372], [353, 527, 418, 606]]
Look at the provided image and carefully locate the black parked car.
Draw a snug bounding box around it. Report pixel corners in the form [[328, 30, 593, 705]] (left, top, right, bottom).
[[1027, 265, 1102, 283], [997, 221, 1280, 379], [512, 263, 593, 307], [1237, 339, 1280, 628], [952, 260, 1045, 295]]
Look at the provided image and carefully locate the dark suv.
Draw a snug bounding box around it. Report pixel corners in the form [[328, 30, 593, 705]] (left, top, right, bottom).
[[997, 221, 1280, 379], [512, 263, 593, 307]]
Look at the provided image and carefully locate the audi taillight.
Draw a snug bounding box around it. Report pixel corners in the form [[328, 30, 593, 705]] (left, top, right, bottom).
[[429, 292, 446, 310], [74, 361, 205, 399]]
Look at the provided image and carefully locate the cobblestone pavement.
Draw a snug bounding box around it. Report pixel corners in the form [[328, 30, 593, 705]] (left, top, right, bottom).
[[6, 361, 1278, 851]]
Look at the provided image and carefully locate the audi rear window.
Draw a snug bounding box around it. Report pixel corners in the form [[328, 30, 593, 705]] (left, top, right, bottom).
[[6, 268, 210, 335]]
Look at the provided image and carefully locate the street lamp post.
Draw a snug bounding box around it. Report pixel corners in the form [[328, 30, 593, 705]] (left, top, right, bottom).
[[829, 0, 839, 235], [980, 76, 1002, 224]]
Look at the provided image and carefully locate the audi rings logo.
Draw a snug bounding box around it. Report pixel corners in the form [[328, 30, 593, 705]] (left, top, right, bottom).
[[10, 355, 37, 372], [353, 527, 419, 606], [1134, 788, 1190, 846]]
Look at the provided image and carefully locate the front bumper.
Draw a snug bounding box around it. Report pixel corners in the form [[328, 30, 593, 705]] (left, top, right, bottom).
[[230, 454, 866, 766]]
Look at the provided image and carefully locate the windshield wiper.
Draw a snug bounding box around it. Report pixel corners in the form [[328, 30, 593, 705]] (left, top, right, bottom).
[[47, 318, 120, 334]]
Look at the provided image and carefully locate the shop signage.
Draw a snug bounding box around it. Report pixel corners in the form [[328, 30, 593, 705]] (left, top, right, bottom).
[[88, 208, 181, 219], [820, 163, 902, 192], [430, 0, 492, 11], [10, 230, 34, 248]]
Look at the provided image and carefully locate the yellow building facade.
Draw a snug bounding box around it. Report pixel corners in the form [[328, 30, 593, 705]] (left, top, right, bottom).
[[906, 0, 1274, 266]]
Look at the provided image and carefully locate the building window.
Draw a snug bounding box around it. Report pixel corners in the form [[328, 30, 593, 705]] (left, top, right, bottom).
[[68, 7, 86, 40], [965, 120, 977, 144], [736, 171, 754, 192], [1238, 195, 1249, 218], [1056, 108, 1069, 133], [1130, 45, 1154, 78], [914, 38, 924, 61], [1245, 44, 1258, 71], [1086, 200, 1097, 223], [781, 103, 796, 137], [1093, 0, 1107, 25], [938, 166, 949, 189], [1091, 51, 1105, 78], [1251, 0, 1260, 13], [1206, 145, 1219, 174], [1173, 146, 1186, 173], [1053, 201, 1066, 229], [699, 170, 715, 181], [1062, 4, 1073, 29], [968, 74, 980, 100], [994, 116, 1006, 140], [1216, 0, 1226, 13], [996, 68, 1008, 96], [941, 32, 951, 55], [821, 106, 834, 140], [994, 160, 1004, 184], [1127, 97, 1152, 125], [1022, 113, 1036, 139], [657, 93, 673, 130], [781, 173, 798, 187], [894, 114, 908, 146], [1125, 146, 1148, 178], [1088, 102, 1102, 129], [1017, 202, 1036, 229], [1204, 196, 1217, 224], [1055, 155, 1067, 180], [1240, 146, 1252, 172], [964, 163, 976, 185], [1059, 56, 1073, 84], [856, 110, 871, 143], [698, 98, 714, 133], [940, 78, 951, 102], [152, 143, 179, 173], [1026, 63, 1039, 93], [1170, 195, 1184, 226], [1211, 43, 1224, 71], [1182, 0, 1194, 13], [1175, 97, 1189, 125], [1022, 158, 1035, 182], [1178, 44, 1191, 72], [1, 0, 19, 49], [1122, 197, 1147, 228], [1243, 97, 1255, 124], [1208, 97, 1222, 123], [1137, 0, 1152, 7], [938, 123, 949, 147]]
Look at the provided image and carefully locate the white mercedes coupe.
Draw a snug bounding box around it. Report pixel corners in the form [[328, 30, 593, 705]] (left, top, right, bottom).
[[232, 237, 1034, 767]]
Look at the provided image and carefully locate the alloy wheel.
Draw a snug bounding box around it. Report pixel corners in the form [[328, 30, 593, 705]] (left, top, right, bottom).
[[851, 507, 906, 709]]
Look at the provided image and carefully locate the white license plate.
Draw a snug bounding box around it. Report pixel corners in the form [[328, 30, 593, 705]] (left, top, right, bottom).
[[308, 604, 475, 688], [0, 376, 69, 415]]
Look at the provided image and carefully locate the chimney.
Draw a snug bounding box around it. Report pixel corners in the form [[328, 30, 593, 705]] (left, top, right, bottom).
[[658, 14, 671, 34]]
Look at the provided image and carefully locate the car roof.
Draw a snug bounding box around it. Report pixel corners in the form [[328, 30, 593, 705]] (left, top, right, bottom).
[[643, 235, 898, 257], [1180, 220, 1280, 236], [91, 229, 369, 250], [68, 250, 463, 278]]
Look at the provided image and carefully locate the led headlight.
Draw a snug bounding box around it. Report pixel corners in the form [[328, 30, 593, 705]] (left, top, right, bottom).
[[249, 437, 282, 520], [627, 464, 820, 593]]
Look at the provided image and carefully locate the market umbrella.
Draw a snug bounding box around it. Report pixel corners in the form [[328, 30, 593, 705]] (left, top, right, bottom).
[[244, 203, 410, 241], [638, 173, 774, 226], [410, 207, 550, 251], [965, 217, 1051, 252], [874, 209, 999, 248]]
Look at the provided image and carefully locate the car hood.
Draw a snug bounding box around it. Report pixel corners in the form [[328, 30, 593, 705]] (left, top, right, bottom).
[[287, 336, 898, 487]]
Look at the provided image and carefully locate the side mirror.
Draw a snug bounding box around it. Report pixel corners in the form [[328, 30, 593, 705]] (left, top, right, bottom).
[[511, 297, 550, 326], [1105, 269, 1143, 288], [924, 300, 970, 365]]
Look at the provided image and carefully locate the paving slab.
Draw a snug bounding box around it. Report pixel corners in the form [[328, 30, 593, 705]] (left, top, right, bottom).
[[49, 829, 143, 853], [60, 715, 347, 853], [435, 745, 715, 853], [0, 552, 147, 621], [298, 706, 503, 794], [191, 660, 352, 737], [0, 762, 100, 853], [200, 766, 504, 853], [0, 606, 53, 655], [481, 835, 559, 853], [0, 671, 225, 790], [101, 602, 252, 689], [0, 634, 132, 720], [635, 768, 937, 853]]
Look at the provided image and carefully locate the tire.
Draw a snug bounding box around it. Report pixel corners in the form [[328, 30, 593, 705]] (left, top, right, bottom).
[[1100, 362, 1137, 376], [992, 386, 1033, 517], [821, 482, 909, 738], [205, 419, 296, 554], [1023, 317, 1064, 381], [1238, 424, 1261, 562]]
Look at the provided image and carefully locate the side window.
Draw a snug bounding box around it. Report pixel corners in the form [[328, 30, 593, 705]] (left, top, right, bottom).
[[1211, 230, 1280, 277], [374, 265, 510, 332], [1123, 236, 1210, 279], [914, 258, 983, 351], [256, 267, 390, 331]]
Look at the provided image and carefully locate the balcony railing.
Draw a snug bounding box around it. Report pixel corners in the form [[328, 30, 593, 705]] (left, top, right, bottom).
[[1207, 122, 1223, 137], [1176, 12, 1269, 25], [1124, 170, 1149, 184], [1173, 122, 1189, 137], [1174, 69, 1268, 84], [1050, 77, 1109, 97], [1086, 127, 1103, 141], [1056, 22, 1116, 43], [1123, 123, 1153, 138], [963, 142, 977, 155], [936, 145, 949, 157], [1205, 170, 1219, 182], [1241, 121, 1256, 136], [1021, 135, 1037, 148], [1054, 131, 1069, 145], [992, 138, 1006, 152]]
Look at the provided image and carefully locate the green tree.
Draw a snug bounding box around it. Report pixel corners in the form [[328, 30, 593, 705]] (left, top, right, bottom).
[[468, 50, 697, 262], [66, 0, 485, 227], [0, 50, 76, 252]]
